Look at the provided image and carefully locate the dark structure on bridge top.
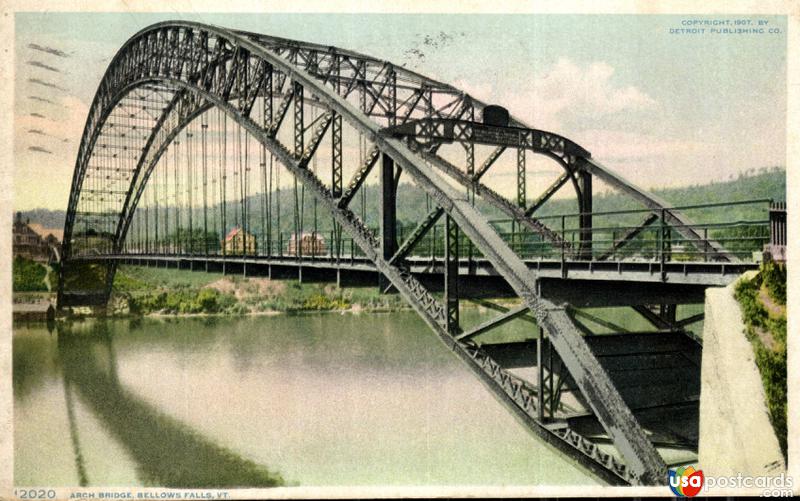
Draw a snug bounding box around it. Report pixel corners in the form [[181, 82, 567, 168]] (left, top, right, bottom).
[[59, 21, 778, 486]]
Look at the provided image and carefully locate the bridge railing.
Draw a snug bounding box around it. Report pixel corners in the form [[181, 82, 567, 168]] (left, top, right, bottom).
[[116, 198, 778, 264], [487, 198, 774, 262]]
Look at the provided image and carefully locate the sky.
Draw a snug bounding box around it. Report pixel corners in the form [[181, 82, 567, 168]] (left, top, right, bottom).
[[13, 12, 788, 211]]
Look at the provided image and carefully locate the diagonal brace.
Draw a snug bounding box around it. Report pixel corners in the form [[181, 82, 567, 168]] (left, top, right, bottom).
[[337, 146, 380, 208], [473, 146, 506, 182], [455, 305, 529, 342], [268, 85, 295, 137], [526, 172, 571, 216], [299, 111, 333, 167], [596, 213, 659, 261], [390, 206, 444, 263]]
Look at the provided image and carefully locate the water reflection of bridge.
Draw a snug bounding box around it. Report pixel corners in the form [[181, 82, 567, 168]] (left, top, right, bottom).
[[58, 325, 284, 488], [55, 20, 786, 485]]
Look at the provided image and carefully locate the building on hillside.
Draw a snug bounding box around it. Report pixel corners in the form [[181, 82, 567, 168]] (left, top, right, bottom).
[[13, 213, 61, 262], [287, 232, 327, 257], [222, 226, 257, 255]]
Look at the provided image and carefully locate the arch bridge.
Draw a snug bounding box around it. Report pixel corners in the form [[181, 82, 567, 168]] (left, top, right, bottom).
[[59, 21, 776, 486]]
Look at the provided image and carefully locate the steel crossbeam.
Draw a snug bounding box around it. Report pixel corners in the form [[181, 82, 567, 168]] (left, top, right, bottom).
[[58, 21, 745, 486]]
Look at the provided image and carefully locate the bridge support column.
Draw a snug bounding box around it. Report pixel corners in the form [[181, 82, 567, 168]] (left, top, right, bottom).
[[578, 169, 593, 260], [537, 326, 545, 422], [379, 153, 397, 293], [659, 303, 677, 324], [444, 215, 459, 334]]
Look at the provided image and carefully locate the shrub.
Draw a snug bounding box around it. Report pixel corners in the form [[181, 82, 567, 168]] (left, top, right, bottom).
[[196, 288, 219, 312], [735, 272, 787, 459], [13, 257, 47, 292], [762, 261, 786, 305]]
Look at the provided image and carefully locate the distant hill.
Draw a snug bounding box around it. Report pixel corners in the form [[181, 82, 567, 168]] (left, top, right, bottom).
[[14, 208, 66, 229], [17, 167, 785, 236]]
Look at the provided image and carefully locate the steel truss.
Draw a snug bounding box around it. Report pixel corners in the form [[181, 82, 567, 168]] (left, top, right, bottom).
[[58, 21, 730, 485]]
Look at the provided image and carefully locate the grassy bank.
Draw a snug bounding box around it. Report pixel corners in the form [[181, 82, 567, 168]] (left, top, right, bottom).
[[112, 265, 410, 315], [734, 261, 787, 458], [13, 257, 57, 292]]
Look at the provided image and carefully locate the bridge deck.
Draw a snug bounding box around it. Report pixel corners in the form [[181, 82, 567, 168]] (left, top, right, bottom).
[[86, 253, 755, 287]]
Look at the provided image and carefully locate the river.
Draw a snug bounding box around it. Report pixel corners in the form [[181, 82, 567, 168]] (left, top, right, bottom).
[[13, 311, 612, 488]]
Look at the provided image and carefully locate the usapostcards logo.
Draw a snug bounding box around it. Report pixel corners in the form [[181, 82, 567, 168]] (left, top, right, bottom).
[[668, 465, 705, 497]]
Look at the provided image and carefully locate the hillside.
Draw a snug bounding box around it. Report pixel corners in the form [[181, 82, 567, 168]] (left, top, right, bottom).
[[18, 167, 785, 238]]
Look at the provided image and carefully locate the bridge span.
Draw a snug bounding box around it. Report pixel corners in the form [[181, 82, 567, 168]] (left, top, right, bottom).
[[57, 20, 784, 486]]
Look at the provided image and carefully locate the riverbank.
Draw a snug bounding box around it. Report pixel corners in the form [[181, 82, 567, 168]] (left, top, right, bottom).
[[109, 264, 413, 316]]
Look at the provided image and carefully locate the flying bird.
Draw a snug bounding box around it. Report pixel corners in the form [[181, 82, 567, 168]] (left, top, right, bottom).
[[27, 43, 70, 58], [29, 112, 47, 118]]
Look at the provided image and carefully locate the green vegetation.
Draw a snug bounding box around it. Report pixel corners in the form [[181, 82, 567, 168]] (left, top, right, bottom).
[[62, 261, 108, 291], [114, 265, 226, 290], [112, 265, 409, 316], [13, 257, 48, 292], [160, 228, 221, 253], [762, 261, 787, 304], [734, 263, 787, 459], [125, 288, 235, 315]]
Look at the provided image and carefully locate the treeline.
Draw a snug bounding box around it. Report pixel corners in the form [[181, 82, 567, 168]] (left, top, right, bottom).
[[19, 167, 786, 238]]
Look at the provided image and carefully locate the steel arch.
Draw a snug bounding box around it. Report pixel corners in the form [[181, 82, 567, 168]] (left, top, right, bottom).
[[58, 21, 728, 486]]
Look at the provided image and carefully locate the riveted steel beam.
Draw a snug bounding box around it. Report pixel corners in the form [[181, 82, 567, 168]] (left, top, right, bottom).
[[456, 305, 529, 342], [60, 22, 710, 485], [444, 214, 459, 335], [526, 172, 571, 217], [596, 213, 659, 262], [390, 206, 443, 264]]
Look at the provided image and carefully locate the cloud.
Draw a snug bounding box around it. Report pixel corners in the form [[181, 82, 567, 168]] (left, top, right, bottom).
[[28, 146, 53, 154], [27, 43, 70, 58], [27, 60, 62, 73], [28, 78, 68, 92], [532, 59, 656, 117], [460, 58, 657, 132], [576, 129, 717, 161]]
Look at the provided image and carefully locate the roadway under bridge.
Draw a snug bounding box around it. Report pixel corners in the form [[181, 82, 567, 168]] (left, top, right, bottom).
[[58, 21, 781, 486]]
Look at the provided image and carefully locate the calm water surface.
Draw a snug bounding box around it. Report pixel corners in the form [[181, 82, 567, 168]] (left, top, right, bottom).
[[14, 311, 601, 488]]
